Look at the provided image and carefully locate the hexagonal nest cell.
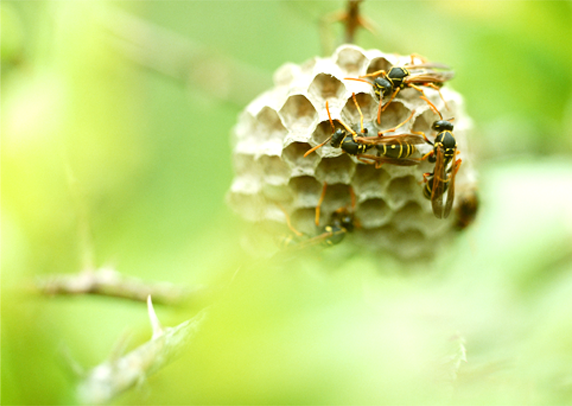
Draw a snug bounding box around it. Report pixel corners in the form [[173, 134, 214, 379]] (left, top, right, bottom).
[[227, 44, 478, 260]]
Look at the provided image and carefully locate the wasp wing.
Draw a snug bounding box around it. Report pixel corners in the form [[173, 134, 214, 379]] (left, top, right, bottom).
[[406, 71, 455, 84], [356, 134, 427, 146], [430, 146, 449, 218], [406, 62, 452, 71], [357, 153, 421, 166], [442, 159, 461, 219]]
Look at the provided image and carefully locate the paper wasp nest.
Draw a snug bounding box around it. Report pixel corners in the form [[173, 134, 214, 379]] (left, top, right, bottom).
[[227, 45, 477, 260]]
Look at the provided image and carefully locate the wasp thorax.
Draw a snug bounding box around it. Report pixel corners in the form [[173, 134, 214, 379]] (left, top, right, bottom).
[[436, 131, 457, 150], [387, 66, 409, 87], [227, 44, 477, 261]]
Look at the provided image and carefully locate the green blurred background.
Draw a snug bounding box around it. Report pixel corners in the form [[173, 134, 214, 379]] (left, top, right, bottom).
[[2, 1, 572, 404]]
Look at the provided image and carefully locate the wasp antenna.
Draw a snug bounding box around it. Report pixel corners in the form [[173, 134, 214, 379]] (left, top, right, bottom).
[[336, 117, 357, 137], [315, 182, 328, 227], [304, 137, 332, 158], [351, 92, 365, 133], [277, 203, 304, 237], [326, 101, 335, 131], [359, 69, 386, 78], [344, 77, 374, 87], [349, 185, 356, 211], [447, 117, 455, 122], [379, 109, 416, 136]]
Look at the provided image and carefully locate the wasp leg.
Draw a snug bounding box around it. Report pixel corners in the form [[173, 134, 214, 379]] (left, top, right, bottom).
[[349, 185, 356, 211], [425, 83, 450, 111], [407, 84, 442, 117], [420, 150, 434, 161], [411, 129, 432, 144], [422, 172, 432, 183], [360, 69, 386, 79], [409, 53, 428, 65], [375, 98, 383, 126], [351, 92, 365, 134], [356, 154, 386, 169], [356, 154, 379, 166], [378, 109, 416, 136], [419, 95, 441, 117], [379, 87, 401, 115], [315, 182, 328, 227], [277, 204, 304, 237]]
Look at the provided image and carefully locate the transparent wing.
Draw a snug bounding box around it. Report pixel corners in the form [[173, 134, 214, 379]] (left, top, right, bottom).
[[406, 62, 452, 71], [442, 159, 460, 219], [406, 71, 455, 84], [357, 153, 421, 167], [431, 146, 448, 218], [356, 133, 427, 146]]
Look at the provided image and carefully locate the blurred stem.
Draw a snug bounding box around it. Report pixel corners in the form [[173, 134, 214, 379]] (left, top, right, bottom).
[[77, 306, 210, 404], [36, 267, 206, 306], [64, 162, 96, 271], [99, 6, 271, 106], [343, 0, 365, 44]]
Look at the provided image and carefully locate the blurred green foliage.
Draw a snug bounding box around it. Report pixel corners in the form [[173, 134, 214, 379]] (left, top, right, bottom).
[[2, 1, 572, 405]]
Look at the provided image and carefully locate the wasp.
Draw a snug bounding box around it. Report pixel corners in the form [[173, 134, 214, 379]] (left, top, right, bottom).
[[303, 94, 373, 158], [304, 94, 424, 168], [355, 130, 429, 168], [422, 157, 462, 219], [278, 207, 354, 250], [278, 183, 357, 250], [345, 54, 454, 124], [416, 117, 462, 219], [454, 188, 479, 230]]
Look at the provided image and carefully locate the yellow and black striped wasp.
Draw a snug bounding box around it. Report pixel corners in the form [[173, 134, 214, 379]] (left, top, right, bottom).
[[304, 93, 427, 168], [345, 54, 454, 124], [354, 128, 429, 169], [303, 93, 376, 158], [415, 117, 462, 219], [278, 183, 357, 250]]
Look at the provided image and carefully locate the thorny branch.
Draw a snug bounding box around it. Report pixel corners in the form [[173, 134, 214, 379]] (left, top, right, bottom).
[[99, 6, 270, 106], [37, 267, 204, 306], [77, 299, 210, 405]]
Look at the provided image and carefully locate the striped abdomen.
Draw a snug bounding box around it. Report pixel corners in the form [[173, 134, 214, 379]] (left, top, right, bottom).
[[376, 139, 417, 159]]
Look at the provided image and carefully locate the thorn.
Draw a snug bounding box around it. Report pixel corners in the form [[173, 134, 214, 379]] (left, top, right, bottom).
[[59, 344, 85, 379], [107, 329, 132, 362], [147, 295, 164, 339]]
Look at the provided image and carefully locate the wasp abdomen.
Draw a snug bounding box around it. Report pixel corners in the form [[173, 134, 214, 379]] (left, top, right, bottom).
[[376, 141, 416, 159]]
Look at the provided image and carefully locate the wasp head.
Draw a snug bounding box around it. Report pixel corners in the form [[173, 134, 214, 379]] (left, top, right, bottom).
[[330, 129, 346, 148], [432, 120, 454, 132], [330, 209, 355, 233], [373, 77, 393, 99]]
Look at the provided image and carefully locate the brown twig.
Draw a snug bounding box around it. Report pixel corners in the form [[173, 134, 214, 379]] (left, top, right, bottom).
[[343, 0, 364, 44], [36, 267, 203, 306]]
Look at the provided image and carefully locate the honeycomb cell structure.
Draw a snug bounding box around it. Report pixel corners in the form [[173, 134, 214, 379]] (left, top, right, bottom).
[[227, 45, 478, 260]]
